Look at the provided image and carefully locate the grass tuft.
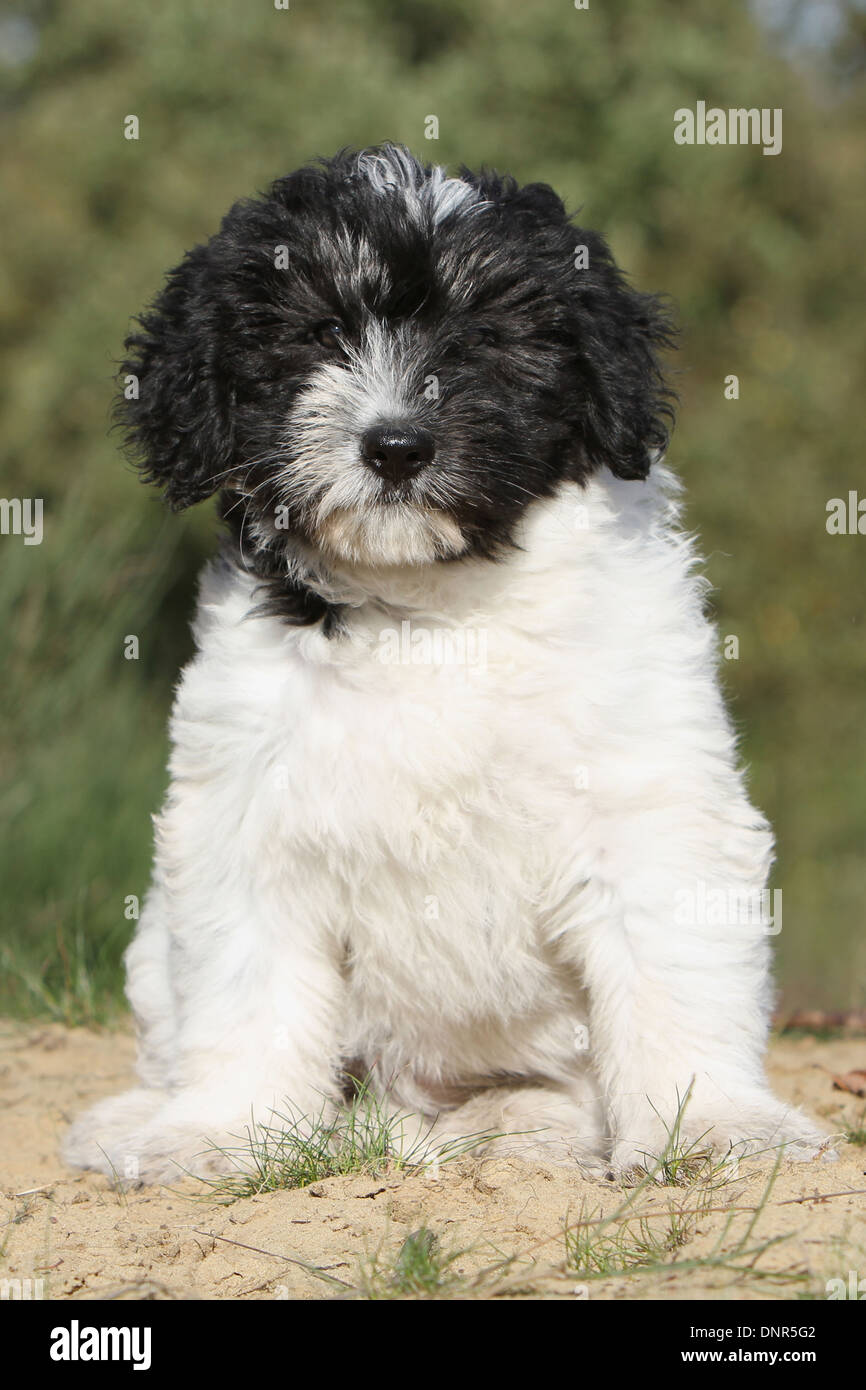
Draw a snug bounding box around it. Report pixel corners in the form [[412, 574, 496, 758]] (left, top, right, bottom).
[[564, 1091, 808, 1293], [844, 1108, 866, 1146], [196, 1079, 492, 1202], [356, 1228, 468, 1299]]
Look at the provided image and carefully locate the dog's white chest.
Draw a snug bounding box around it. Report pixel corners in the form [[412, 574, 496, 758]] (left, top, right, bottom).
[[173, 581, 583, 1036]]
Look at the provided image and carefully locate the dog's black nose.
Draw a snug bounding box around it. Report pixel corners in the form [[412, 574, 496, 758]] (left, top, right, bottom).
[[361, 424, 436, 485]]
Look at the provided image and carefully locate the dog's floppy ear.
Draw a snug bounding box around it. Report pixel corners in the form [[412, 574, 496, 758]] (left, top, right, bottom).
[[461, 169, 675, 481], [568, 230, 676, 481], [117, 245, 235, 510]]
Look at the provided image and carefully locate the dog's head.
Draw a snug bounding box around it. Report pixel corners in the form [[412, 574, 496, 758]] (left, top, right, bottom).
[[120, 144, 674, 580]]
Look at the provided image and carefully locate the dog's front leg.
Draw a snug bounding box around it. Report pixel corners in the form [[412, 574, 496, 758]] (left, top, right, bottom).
[[65, 915, 343, 1183], [64, 790, 345, 1183], [563, 818, 829, 1174]]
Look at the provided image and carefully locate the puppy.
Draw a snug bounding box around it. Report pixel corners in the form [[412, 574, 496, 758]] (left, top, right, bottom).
[[65, 145, 828, 1184]]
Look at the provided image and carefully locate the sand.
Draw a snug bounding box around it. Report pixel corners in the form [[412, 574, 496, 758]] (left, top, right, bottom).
[[1, 1021, 864, 1300]]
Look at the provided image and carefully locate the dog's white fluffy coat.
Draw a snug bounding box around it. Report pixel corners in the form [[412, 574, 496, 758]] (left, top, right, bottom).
[[65, 467, 828, 1181]]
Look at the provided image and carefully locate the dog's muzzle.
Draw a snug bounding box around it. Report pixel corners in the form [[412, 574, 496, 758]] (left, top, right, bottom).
[[360, 422, 436, 491]]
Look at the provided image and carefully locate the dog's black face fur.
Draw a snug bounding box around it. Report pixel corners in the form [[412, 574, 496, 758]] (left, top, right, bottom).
[[119, 145, 674, 622]]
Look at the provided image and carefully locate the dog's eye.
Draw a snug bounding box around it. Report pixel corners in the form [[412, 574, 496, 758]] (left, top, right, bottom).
[[306, 321, 346, 350], [464, 327, 497, 349]]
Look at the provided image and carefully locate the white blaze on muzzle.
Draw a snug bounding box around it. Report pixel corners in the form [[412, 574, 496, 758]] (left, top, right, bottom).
[[279, 321, 464, 567]]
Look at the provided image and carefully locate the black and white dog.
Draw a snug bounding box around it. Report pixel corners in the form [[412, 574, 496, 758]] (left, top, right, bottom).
[[65, 145, 828, 1183]]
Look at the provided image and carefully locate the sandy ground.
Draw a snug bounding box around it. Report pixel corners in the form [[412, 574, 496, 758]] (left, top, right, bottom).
[[1, 1021, 864, 1300]]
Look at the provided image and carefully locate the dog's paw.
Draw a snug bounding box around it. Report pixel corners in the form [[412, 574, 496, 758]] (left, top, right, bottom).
[[63, 1088, 166, 1182], [63, 1088, 246, 1185], [722, 1104, 837, 1164], [693, 1099, 834, 1164], [609, 1092, 835, 1182]]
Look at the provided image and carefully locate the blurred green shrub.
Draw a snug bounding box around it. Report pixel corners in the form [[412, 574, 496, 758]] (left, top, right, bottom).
[[1, 0, 863, 1017]]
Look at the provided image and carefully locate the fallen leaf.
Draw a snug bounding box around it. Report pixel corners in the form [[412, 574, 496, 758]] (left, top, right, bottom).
[[781, 1009, 866, 1034], [831, 1070, 866, 1097]]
